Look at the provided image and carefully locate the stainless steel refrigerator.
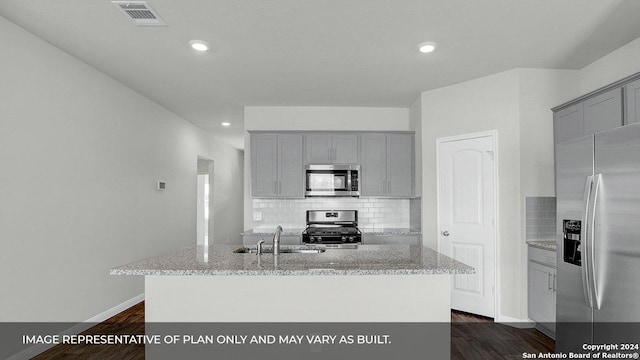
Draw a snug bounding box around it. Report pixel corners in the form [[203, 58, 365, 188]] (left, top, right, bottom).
[[556, 122, 640, 352]]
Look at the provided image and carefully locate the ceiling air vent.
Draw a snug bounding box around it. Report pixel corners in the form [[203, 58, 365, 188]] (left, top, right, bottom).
[[111, 1, 166, 26]]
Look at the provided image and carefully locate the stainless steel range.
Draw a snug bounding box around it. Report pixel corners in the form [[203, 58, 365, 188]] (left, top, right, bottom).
[[302, 210, 362, 246]]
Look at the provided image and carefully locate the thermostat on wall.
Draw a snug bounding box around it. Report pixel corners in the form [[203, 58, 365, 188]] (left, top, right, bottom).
[[157, 181, 166, 191]]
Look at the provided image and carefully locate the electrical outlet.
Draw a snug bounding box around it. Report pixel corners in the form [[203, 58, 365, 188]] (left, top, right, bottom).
[[157, 181, 166, 191]]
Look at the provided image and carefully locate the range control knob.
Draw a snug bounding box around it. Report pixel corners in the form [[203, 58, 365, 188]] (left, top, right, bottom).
[[348, 236, 355, 242]]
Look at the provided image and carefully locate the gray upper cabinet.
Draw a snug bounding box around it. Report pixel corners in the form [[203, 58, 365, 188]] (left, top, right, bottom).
[[251, 133, 303, 198], [583, 87, 622, 135], [361, 133, 413, 197], [386, 134, 414, 197], [277, 135, 304, 197], [252, 131, 414, 199], [361, 134, 387, 196], [553, 88, 623, 144], [305, 134, 358, 164], [251, 134, 278, 197], [332, 134, 359, 164], [554, 103, 583, 144], [553, 73, 640, 144], [625, 78, 640, 125], [305, 134, 332, 163]]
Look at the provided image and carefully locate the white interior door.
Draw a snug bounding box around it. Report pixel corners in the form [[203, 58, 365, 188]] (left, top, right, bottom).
[[438, 133, 496, 318]]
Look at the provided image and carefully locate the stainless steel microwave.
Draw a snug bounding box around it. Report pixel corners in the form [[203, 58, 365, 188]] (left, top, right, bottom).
[[305, 164, 360, 197]]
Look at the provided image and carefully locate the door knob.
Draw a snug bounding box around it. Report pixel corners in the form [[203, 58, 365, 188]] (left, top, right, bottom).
[[442, 231, 450, 236]]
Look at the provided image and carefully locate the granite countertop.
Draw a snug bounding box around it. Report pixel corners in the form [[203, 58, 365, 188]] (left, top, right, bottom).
[[362, 228, 422, 235], [527, 240, 557, 251], [241, 228, 422, 236], [241, 229, 304, 236], [110, 244, 473, 276]]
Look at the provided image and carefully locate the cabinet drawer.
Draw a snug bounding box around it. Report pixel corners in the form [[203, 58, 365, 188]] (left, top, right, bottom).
[[528, 246, 557, 268]]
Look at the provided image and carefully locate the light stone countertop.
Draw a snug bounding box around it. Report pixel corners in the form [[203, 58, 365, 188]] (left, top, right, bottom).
[[110, 244, 473, 276], [527, 240, 557, 251], [241, 228, 421, 236], [362, 228, 422, 235], [241, 229, 304, 236]]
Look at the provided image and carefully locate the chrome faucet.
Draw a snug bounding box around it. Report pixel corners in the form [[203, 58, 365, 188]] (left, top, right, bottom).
[[256, 239, 266, 255], [273, 225, 283, 256]]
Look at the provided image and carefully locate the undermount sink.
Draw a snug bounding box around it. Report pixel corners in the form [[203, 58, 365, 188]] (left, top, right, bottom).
[[234, 246, 326, 254]]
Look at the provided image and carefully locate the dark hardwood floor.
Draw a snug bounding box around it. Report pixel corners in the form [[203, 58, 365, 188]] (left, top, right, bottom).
[[451, 310, 555, 359], [32, 303, 554, 359], [32, 302, 145, 360]]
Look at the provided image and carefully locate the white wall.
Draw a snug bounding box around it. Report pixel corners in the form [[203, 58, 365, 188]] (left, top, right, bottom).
[[579, 36, 640, 94], [244, 106, 410, 131], [0, 16, 243, 322], [243, 106, 411, 229], [519, 69, 580, 199], [409, 97, 423, 198]]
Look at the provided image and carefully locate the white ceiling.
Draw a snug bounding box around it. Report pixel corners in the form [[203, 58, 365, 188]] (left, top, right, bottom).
[[2, 0, 640, 149]]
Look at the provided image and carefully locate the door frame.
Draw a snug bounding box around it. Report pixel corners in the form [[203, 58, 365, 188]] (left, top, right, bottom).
[[435, 130, 500, 321]]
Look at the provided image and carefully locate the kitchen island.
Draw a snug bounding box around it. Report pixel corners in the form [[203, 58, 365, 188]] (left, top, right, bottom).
[[112, 244, 472, 359], [111, 244, 473, 322]]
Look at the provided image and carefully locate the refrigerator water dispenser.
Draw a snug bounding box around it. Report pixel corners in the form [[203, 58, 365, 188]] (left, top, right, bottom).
[[563, 220, 581, 266]]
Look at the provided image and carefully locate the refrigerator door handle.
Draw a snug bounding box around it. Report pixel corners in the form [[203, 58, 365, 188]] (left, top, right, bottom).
[[589, 173, 602, 310], [581, 175, 594, 308]]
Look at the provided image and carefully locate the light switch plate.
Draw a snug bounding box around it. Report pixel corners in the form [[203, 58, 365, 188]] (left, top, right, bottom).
[[253, 212, 262, 221]]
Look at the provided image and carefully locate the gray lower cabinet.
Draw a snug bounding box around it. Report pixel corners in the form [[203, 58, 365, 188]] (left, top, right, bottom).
[[251, 134, 303, 198], [305, 134, 358, 164], [243, 234, 301, 246], [625, 78, 640, 125], [528, 246, 556, 338], [361, 133, 413, 197], [583, 87, 623, 135], [363, 234, 420, 245]]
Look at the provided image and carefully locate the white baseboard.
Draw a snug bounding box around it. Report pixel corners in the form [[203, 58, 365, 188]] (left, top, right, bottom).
[[7, 293, 145, 360], [495, 314, 536, 328]]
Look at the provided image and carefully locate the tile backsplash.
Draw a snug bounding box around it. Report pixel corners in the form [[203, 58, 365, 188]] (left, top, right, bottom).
[[252, 198, 417, 232], [525, 197, 556, 241]]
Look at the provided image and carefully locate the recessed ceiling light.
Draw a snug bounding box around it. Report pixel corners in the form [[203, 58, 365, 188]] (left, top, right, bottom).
[[418, 42, 437, 53], [221, 122, 231, 127], [189, 40, 209, 52]]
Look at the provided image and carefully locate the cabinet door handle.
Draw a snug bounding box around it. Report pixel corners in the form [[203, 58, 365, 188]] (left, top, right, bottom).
[[548, 273, 552, 291], [274, 181, 278, 194], [279, 181, 281, 194], [553, 274, 556, 292], [388, 180, 391, 194]]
